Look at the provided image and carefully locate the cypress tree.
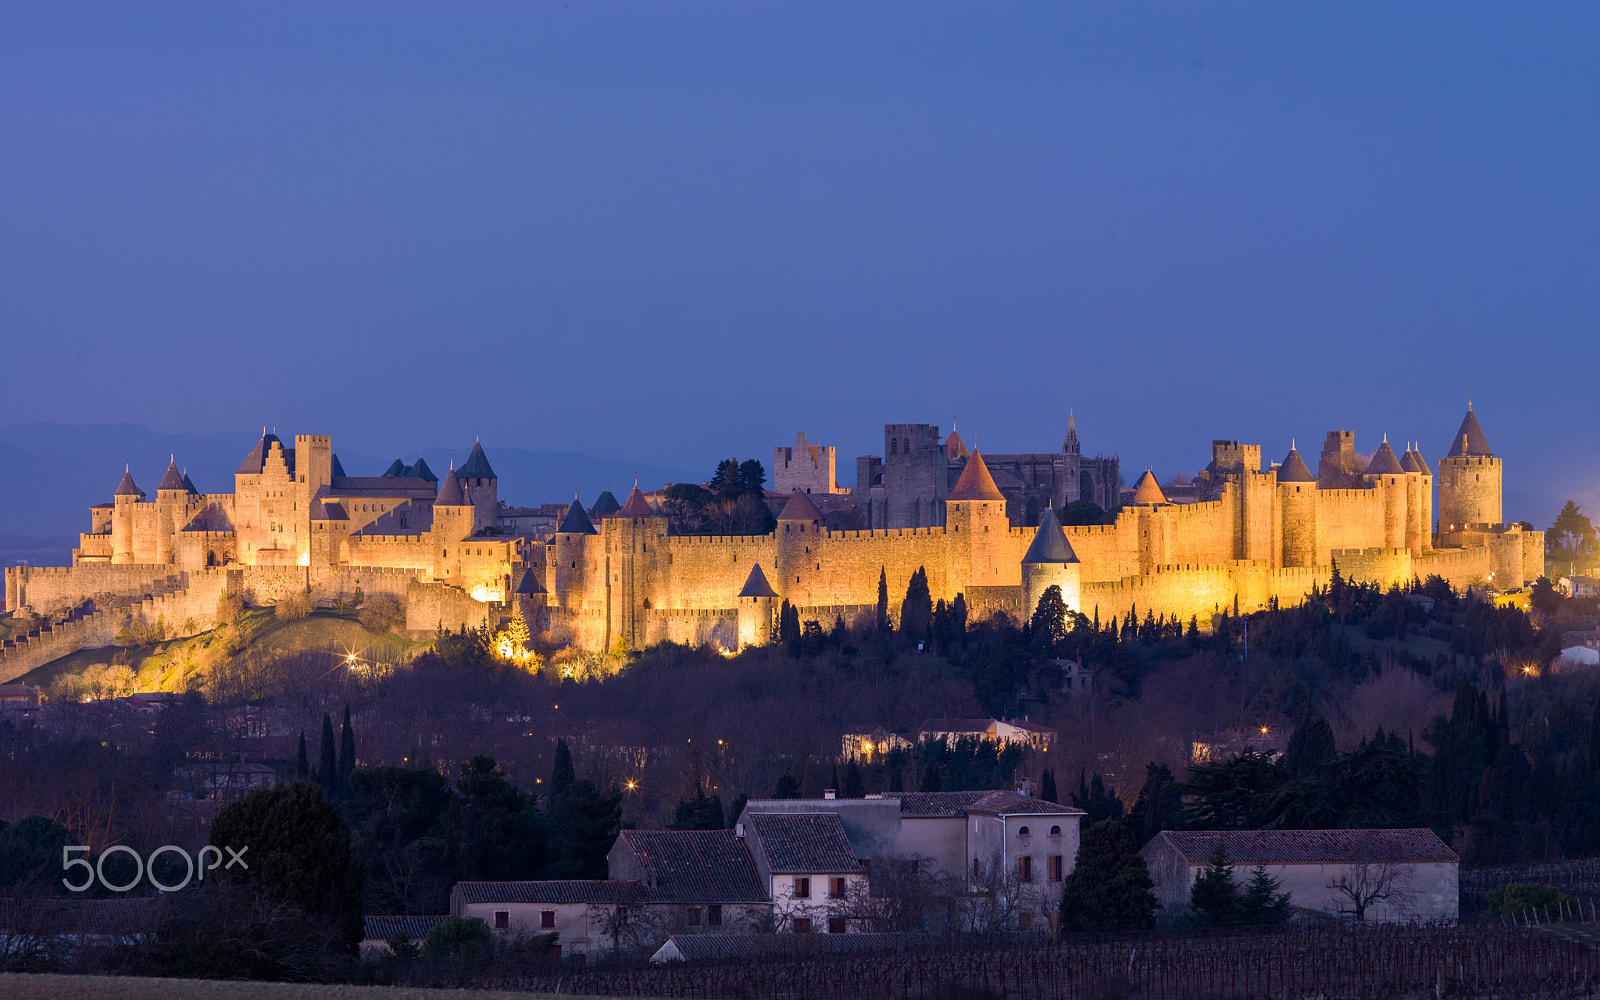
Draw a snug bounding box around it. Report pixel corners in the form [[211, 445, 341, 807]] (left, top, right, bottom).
[[876, 567, 890, 634], [900, 567, 932, 648], [951, 592, 968, 636], [840, 758, 866, 798], [295, 730, 309, 782], [1237, 864, 1292, 925], [551, 739, 575, 798], [1040, 768, 1058, 804], [338, 704, 356, 785], [318, 713, 338, 799], [1059, 819, 1157, 931], [889, 767, 904, 793], [780, 600, 802, 656]]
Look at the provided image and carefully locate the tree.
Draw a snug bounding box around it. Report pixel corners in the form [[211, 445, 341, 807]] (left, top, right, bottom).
[[662, 482, 714, 534], [772, 774, 802, 799], [1127, 763, 1181, 845], [1059, 819, 1156, 931], [295, 730, 309, 782], [1237, 864, 1292, 925], [951, 592, 968, 636], [1071, 771, 1126, 826], [669, 786, 725, 831], [421, 915, 492, 965], [900, 567, 932, 648], [736, 459, 767, 496], [318, 713, 338, 800], [455, 756, 546, 882], [840, 758, 866, 799], [1030, 585, 1069, 653], [550, 739, 576, 798], [275, 592, 313, 620], [1549, 500, 1596, 573], [710, 459, 742, 500], [546, 779, 623, 879], [359, 593, 404, 634], [1039, 769, 1058, 805], [341, 766, 454, 915], [1326, 861, 1416, 921], [208, 783, 364, 951], [779, 600, 802, 656], [338, 704, 356, 787], [1283, 715, 1337, 781], [876, 567, 890, 634], [1189, 843, 1239, 925], [0, 816, 74, 891]]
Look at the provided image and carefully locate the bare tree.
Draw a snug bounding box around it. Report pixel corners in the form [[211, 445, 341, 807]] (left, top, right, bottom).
[[1326, 861, 1417, 922]]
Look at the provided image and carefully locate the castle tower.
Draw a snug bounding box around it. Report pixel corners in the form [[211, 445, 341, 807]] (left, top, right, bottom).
[[1437, 407, 1501, 530], [1022, 505, 1080, 618], [1363, 438, 1409, 551], [1399, 444, 1427, 554], [1276, 444, 1318, 567], [431, 465, 474, 582], [550, 495, 597, 611], [883, 423, 949, 528], [512, 567, 548, 635], [1401, 445, 1434, 549], [111, 466, 145, 565], [605, 486, 668, 651], [775, 489, 824, 606], [155, 457, 187, 566], [774, 433, 846, 495], [944, 450, 1008, 590], [457, 441, 498, 533], [1129, 471, 1169, 573], [736, 563, 780, 650]]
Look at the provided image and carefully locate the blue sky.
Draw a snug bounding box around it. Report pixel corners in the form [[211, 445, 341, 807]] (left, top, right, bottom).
[[1, 3, 1594, 523]]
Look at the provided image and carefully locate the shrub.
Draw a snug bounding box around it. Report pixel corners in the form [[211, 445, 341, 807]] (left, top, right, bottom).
[[1485, 883, 1577, 920], [421, 916, 492, 964], [359, 594, 404, 634], [276, 592, 314, 621], [216, 592, 245, 626]]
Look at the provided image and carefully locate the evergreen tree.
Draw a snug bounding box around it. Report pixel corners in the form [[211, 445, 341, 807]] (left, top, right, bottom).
[[772, 774, 802, 799], [546, 779, 623, 879], [1190, 843, 1239, 925], [1237, 864, 1292, 925], [1283, 715, 1337, 780], [1040, 768, 1058, 804], [840, 758, 866, 798], [338, 704, 356, 786], [900, 567, 933, 648], [876, 568, 890, 634], [1030, 585, 1069, 653], [318, 713, 338, 800], [951, 592, 968, 636], [889, 767, 905, 793], [1072, 770, 1127, 826], [668, 785, 725, 830], [503, 607, 531, 653], [779, 600, 802, 656], [1059, 819, 1157, 931], [1127, 762, 1181, 845], [295, 729, 309, 782], [455, 756, 546, 880], [550, 739, 576, 798]]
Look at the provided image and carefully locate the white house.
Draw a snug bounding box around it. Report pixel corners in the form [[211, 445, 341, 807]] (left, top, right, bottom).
[[449, 880, 650, 961], [1140, 829, 1459, 923], [740, 812, 868, 934]]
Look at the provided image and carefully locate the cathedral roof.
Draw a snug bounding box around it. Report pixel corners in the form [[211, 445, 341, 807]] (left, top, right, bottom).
[[1277, 447, 1316, 483], [738, 563, 780, 599], [435, 468, 466, 506], [948, 451, 1005, 502], [158, 458, 186, 492], [330, 454, 347, 479], [235, 433, 283, 475], [1130, 470, 1167, 505], [617, 486, 656, 518], [408, 456, 438, 483], [1022, 506, 1078, 564], [458, 441, 496, 479], [557, 497, 597, 535], [945, 429, 969, 462], [777, 489, 824, 521], [114, 468, 146, 498], [591, 491, 622, 516], [514, 569, 546, 595], [1402, 446, 1432, 476], [1446, 408, 1493, 457], [1365, 440, 1405, 475]]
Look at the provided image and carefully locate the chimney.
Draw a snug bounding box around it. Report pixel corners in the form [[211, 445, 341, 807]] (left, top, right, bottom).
[[824, 789, 836, 800], [735, 822, 745, 839]]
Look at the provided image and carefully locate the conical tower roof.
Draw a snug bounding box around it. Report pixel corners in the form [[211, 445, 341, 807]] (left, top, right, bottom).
[[1365, 439, 1405, 475], [514, 569, 546, 595], [458, 441, 496, 479], [591, 491, 621, 516], [435, 467, 466, 506], [1022, 506, 1078, 564], [1445, 408, 1493, 457], [738, 563, 780, 599], [1399, 446, 1422, 473], [948, 450, 1005, 502], [557, 497, 597, 534], [1277, 447, 1316, 483], [382, 459, 407, 478], [778, 489, 824, 521], [182, 472, 199, 495], [330, 454, 347, 479], [617, 486, 655, 518], [1407, 447, 1432, 476], [158, 457, 186, 492], [1131, 470, 1166, 505], [409, 456, 438, 483], [945, 429, 969, 462], [114, 467, 145, 498]]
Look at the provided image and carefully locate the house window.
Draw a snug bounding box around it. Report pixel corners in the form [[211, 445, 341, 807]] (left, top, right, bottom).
[[1018, 856, 1033, 882], [1050, 825, 1062, 837], [829, 877, 846, 898], [494, 910, 509, 929], [793, 877, 811, 898], [973, 858, 980, 879], [1018, 826, 1030, 838], [707, 904, 722, 927], [1049, 855, 1064, 882], [828, 916, 847, 934], [686, 906, 702, 927], [793, 917, 812, 934], [540, 910, 556, 929]]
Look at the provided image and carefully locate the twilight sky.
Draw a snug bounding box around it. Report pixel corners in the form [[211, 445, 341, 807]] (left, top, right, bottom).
[[1, 3, 1595, 522]]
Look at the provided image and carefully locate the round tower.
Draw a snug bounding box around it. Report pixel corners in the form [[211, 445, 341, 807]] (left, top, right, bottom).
[[775, 489, 824, 604], [944, 451, 1008, 590], [1275, 444, 1318, 567], [155, 457, 187, 566], [1399, 444, 1426, 555], [1436, 407, 1501, 530], [736, 563, 780, 650], [549, 496, 597, 611], [1022, 506, 1080, 618], [1363, 438, 1408, 551], [111, 466, 144, 564], [431, 466, 473, 582], [1129, 471, 1168, 574]]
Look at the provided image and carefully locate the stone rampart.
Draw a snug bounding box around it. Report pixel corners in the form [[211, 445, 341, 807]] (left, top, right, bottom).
[[5, 564, 176, 615], [1316, 489, 1388, 560]]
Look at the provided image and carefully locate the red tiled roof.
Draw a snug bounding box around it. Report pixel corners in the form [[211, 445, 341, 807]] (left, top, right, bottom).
[[618, 829, 767, 902], [1152, 829, 1457, 866], [947, 451, 1005, 502], [617, 487, 656, 518], [746, 813, 862, 874], [777, 489, 824, 521]]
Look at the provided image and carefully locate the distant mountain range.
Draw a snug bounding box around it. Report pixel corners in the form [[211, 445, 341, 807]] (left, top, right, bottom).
[[0, 423, 700, 568]]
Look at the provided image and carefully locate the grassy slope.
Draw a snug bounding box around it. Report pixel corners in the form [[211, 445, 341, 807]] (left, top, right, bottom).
[[0, 974, 641, 1000], [14, 610, 431, 694]]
